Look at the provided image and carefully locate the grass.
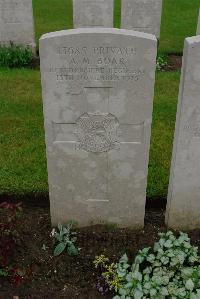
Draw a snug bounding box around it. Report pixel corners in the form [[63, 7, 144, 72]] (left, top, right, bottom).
[[159, 0, 200, 54], [0, 69, 48, 196], [0, 45, 33, 68], [0, 1, 198, 198], [33, 0, 73, 47], [0, 69, 180, 199], [32, 0, 200, 54], [148, 71, 180, 198]]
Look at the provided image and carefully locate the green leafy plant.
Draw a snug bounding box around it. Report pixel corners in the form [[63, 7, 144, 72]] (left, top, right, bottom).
[[0, 268, 8, 277], [52, 222, 79, 257], [0, 44, 33, 68], [156, 54, 168, 71], [95, 231, 200, 299]]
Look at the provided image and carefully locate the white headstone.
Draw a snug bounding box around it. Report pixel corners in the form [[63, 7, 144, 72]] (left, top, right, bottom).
[[166, 36, 200, 230], [73, 0, 114, 28], [0, 0, 35, 50], [197, 9, 200, 35], [40, 28, 157, 228], [121, 0, 162, 39]]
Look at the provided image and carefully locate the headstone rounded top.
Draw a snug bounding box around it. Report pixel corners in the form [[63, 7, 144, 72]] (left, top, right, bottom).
[[40, 28, 157, 42], [185, 34, 200, 45]]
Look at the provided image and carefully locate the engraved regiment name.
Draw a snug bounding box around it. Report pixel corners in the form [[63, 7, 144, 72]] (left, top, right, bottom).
[[47, 45, 145, 82]]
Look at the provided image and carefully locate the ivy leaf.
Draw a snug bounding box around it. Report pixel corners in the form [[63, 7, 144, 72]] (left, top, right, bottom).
[[134, 288, 143, 299], [120, 254, 129, 264], [132, 271, 142, 281], [150, 288, 157, 297], [185, 279, 194, 291], [161, 287, 169, 296], [181, 267, 193, 277], [147, 254, 155, 263], [164, 239, 173, 248]]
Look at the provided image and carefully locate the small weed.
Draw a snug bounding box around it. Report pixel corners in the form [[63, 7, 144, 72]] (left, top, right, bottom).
[[156, 54, 169, 71], [0, 44, 33, 68], [51, 222, 79, 257]]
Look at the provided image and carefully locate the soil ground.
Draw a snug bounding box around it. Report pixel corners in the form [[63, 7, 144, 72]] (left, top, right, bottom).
[[163, 55, 182, 71], [0, 200, 199, 299]]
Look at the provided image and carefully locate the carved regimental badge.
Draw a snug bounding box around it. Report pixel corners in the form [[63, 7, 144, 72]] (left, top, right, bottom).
[[75, 113, 120, 153]]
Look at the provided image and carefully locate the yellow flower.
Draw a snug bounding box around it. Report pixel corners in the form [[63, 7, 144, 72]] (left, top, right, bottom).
[[93, 255, 109, 268]]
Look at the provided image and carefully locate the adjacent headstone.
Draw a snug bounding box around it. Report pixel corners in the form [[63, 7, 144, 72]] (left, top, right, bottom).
[[40, 28, 157, 228], [197, 9, 200, 35], [73, 0, 114, 28], [121, 0, 162, 39], [166, 36, 200, 230], [0, 0, 36, 50]]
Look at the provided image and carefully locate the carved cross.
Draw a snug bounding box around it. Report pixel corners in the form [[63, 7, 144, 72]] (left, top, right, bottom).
[[53, 86, 144, 149], [52, 86, 144, 202]]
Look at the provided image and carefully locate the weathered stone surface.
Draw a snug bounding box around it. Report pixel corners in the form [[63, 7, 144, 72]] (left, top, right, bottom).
[[73, 0, 114, 28], [166, 36, 200, 230], [121, 0, 162, 38], [40, 28, 157, 228], [0, 0, 35, 50], [197, 9, 200, 35]]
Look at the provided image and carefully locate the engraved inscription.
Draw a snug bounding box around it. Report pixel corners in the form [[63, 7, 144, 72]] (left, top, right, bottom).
[[47, 46, 146, 82], [55, 68, 144, 82], [57, 46, 136, 55], [75, 113, 120, 153], [183, 109, 200, 138], [183, 125, 200, 137]]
